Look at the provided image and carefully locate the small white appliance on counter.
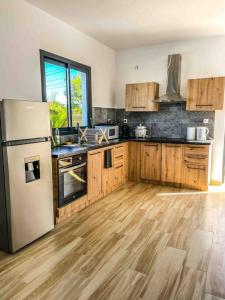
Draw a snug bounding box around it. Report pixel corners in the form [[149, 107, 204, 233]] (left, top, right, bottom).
[[135, 124, 148, 138], [0, 99, 54, 253], [186, 127, 196, 141], [95, 125, 119, 140], [196, 127, 209, 141]]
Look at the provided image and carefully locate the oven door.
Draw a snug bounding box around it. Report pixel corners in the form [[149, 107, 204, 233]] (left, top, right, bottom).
[[58, 163, 87, 208]]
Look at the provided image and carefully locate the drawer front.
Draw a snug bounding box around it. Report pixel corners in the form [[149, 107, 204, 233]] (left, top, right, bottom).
[[184, 153, 208, 165], [183, 163, 208, 190], [184, 145, 209, 156], [114, 144, 125, 157], [114, 153, 124, 165]]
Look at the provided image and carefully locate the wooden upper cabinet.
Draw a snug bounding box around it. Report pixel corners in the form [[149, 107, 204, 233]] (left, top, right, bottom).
[[141, 143, 161, 181], [125, 82, 159, 112], [161, 144, 183, 184], [187, 77, 225, 111]]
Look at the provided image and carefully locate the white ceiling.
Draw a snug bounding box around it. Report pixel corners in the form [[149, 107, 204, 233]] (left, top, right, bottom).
[[27, 0, 225, 49]]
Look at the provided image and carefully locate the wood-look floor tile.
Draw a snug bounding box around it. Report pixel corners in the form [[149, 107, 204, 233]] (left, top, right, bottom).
[[140, 246, 186, 300], [171, 266, 206, 300], [205, 243, 225, 299], [203, 293, 225, 300], [0, 183, 225, 299], [169, 229, 213, 271]]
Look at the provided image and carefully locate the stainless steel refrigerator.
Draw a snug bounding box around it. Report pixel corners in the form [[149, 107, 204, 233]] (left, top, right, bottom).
[[0, 99, 54, 253]]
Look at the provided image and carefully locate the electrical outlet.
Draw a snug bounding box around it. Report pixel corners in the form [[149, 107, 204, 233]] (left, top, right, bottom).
[[124, 118, 128, 124], [203, 119, 209, 124]]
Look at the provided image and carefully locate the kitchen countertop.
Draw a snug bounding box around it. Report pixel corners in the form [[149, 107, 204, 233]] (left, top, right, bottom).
[[51, 137, 213, 158], [51, 139, 126, 158], [124, 137, 213, 145]]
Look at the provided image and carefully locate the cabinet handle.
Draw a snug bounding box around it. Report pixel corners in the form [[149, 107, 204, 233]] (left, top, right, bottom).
[[115, 155, 123, 159], [144, 144, 158, 147], [132, 106, 146, 108], [196, 104, 213, 107], [187, 146, 206, 150], [186, 165, 206, 170], [186, 155, 207, 159], [90, 151, 101, 155], [115, 164, 123, 169], [165, 145, 181, 148]]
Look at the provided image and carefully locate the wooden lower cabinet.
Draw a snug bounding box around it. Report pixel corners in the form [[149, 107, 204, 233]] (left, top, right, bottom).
[[113, 143, 128, 189], [102, 166, 114, 196], [113, 163, 124, 189], [183, 163, 208, 190], [128, 142, 141, 181], [161, 144, 183, 184], [88, 149, 103, 203], [53, 141, 211, 223], [102, 147, 114, 196], [90, 143, 128, 198], [141, 143, 161, 181], [182, 144, 210, 191]]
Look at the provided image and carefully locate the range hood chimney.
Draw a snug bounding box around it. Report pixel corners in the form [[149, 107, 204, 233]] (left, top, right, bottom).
[[154, 54, 186, 103]]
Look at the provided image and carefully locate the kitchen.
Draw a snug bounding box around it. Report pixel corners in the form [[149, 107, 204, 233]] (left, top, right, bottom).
[[1, 0, 225, 299]]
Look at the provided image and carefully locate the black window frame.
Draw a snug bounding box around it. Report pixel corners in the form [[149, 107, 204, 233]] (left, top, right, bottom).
[[40, 50, 92, 133]]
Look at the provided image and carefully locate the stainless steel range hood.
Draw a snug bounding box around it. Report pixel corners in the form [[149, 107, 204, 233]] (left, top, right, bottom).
[[154, 54, 186, 103]]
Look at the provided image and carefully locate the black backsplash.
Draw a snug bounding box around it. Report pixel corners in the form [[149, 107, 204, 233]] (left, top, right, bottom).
[[92, 104, 215, 139]]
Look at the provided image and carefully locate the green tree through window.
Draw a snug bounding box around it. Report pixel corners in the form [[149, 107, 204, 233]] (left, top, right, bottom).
[[41, 51, 91, 130]]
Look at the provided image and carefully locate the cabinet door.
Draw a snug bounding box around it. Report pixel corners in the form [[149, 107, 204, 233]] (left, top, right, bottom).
[[187, 77, 225, 111], [113, 163, 124, 189], [207, 77, 225, 110], [103, 167, 114, 196], [183, 164, 208, 191], [141, 143, 161, 181], [88, 150, 103, 203], [102, 148, 114, 196], [128, 142, 141, 181], [135, 83, 150, 110], [125, 84, 137, 111], [125, 82, 159, 112], [161, 144, 183, 184]]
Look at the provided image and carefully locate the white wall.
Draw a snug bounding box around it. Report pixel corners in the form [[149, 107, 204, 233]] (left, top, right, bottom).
[[0, 0, 116, 108], [115, 37, 225, 182]]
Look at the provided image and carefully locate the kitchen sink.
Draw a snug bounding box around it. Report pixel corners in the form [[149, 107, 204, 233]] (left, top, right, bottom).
[[61, 143, 98, 148]]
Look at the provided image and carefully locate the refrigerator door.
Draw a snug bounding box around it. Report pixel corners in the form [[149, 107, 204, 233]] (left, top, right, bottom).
[[1, 99, 51, 141], [3, 141, 54, 252]]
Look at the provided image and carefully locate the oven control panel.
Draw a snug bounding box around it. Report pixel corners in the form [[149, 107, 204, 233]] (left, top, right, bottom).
[[58, 153, 87, 169]]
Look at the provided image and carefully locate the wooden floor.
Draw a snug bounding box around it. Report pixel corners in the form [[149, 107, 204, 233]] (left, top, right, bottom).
[[1, 182, 225, 300]]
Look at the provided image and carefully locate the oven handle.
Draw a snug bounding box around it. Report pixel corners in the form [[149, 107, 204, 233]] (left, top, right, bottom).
[[59, 163, 86, 173]]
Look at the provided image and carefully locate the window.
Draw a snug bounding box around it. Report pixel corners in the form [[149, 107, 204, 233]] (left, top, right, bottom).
[[40, 50, 92, 130]]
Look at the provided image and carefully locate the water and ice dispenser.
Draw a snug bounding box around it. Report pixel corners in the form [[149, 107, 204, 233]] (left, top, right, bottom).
[[25, 156, 40, 183]]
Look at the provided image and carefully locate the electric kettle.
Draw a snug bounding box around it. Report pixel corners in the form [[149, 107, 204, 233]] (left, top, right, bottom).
[[196, 127, 209, 141]]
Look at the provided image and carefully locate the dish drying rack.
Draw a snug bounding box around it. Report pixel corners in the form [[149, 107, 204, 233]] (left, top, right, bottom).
[[79, 128, 109, 144]]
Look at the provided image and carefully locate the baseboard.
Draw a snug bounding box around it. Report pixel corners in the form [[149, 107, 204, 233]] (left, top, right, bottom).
[[210, 180, 223, 186]]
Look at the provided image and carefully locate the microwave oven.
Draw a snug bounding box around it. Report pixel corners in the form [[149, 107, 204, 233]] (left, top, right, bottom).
[[95, 125, 119, 140]]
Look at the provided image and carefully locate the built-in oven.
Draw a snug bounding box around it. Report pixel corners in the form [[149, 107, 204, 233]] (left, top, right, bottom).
[[58, 153, 87, 208]]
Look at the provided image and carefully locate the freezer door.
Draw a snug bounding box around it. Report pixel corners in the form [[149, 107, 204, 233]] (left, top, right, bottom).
[[4, 141, 54, 252], [1, 99, 51, 141]]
